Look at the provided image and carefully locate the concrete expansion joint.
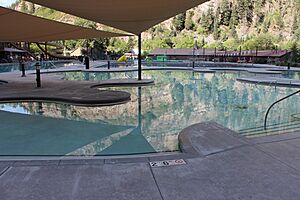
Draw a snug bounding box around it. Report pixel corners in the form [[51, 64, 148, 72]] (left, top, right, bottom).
[[0, 166, 11, 178], [203, 143, 251, 158], [148, 164, 165, 200], [251, 135, 300, 145], [254, 145, 300, 173]]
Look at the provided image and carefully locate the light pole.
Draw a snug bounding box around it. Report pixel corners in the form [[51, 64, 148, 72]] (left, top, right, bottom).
[[193, 35, 198, 68]]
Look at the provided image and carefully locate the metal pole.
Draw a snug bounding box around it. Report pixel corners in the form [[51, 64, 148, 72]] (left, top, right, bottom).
[[85, 56, 90, 70], [214, 47, 217, 62], [138, 86, 142, 130], [255, 47, 258, 64], [45, 42, 47, 60], [239, 46, 242, 62], [35, 62, 41, 88], [108, 60, 110, 69], [21, 63, 26, 77], [264, 89, 300, 130], [192, 47, 195, 68], [138, 34, 142, 80]]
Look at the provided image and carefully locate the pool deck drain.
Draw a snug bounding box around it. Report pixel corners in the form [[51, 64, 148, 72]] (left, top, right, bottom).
[[1, 122, 300, 200]]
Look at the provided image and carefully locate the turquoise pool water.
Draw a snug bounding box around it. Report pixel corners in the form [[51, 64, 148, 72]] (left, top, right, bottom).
[[0, 60, 77, 73], [1, 70, 300, 156], [282, 71, 300, 79]]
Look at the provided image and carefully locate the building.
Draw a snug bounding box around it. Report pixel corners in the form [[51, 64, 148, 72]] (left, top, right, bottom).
[[148, 48, 291, 64]]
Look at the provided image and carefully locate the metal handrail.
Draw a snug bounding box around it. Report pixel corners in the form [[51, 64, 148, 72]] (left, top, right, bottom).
[[264, 89, 300, 130]]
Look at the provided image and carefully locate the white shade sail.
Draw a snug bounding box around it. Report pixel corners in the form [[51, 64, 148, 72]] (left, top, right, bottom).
[[0, 6, 130, 42], [26, 0, 208, 35]]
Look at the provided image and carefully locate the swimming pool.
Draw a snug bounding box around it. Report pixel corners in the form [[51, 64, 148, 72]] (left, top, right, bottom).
[[283, 71, 300, 79], [1, 70, 300, 156], [0, 60, 78, 73]]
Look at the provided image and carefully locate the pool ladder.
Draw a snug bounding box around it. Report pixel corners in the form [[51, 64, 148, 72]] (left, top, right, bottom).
[[264, 89, 300, 130]]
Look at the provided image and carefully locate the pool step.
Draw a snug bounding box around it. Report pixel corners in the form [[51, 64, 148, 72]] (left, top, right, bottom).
[[239, 121, 300, 137], [239, 120, 299, 133]]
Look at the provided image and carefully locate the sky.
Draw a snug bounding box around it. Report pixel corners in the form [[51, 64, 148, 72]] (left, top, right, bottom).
[[0, 0, 15, 7]]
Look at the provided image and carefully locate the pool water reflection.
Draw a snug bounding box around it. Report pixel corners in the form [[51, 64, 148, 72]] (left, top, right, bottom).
[[1, 70, 300, 156]]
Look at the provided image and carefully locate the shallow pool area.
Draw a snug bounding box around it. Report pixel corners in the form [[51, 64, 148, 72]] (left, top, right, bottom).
[[0, 60, 78, 73], [282, 71, 300, 79], [1, 70, 300, 156]]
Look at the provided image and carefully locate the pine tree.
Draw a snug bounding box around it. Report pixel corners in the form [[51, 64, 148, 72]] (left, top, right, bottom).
[[172, 13, 186, 32], [200, 13, 210, 34], [220, 0, 231, 26], [29, 3, 35, 14], [206, 8, 215, 33], [292, 15, 298, 34], [213, 8, 220, 39], [245, 0, 254, 24], [185, 11, 195, 30], [230, 6, 239, 26], [20, 0, 26, 12], [237, 0, 253, 24]]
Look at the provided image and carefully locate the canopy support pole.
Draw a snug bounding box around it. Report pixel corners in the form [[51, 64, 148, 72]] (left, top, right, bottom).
[[138, 34, 142, 80], [138, 86, 142, 131]]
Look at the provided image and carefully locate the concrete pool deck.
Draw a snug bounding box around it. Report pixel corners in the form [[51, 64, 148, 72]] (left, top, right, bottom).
[[0, 72, 154, 106], [0, 122, 300, 200], [1, 62, 300, 199], [237, 76, 300, 88]]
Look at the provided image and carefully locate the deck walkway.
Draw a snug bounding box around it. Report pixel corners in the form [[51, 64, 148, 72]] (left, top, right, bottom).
[[0, 122, 300, 200], [237, 76, 300, 87], [0, 72, 153, 106]]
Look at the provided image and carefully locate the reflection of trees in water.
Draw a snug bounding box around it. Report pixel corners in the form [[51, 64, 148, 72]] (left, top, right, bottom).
[[6, 71, 300, 151], [63, 71, 136, 81]]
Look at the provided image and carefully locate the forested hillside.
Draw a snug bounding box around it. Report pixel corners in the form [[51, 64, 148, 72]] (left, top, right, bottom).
[[9, 0, 300, 55], [145, 0, 300, 52]]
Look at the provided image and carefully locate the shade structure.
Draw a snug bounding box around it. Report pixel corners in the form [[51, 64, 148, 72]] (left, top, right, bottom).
[[0, 6, 129, 42], [26, 0, 208, 35]]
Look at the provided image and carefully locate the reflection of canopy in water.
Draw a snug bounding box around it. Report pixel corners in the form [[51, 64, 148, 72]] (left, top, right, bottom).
[[26, 0, 208, 35], [0, 110, 154, 156], [0, 6, 129, 42]]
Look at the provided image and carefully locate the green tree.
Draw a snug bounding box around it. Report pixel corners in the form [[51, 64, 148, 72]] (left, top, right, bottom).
[[223, 38, 240, 50], [200, 8, 214, 34], [290, 43, 300, 63], [292, 15, 298, 34], [20, 0, 27, 12], [230, 6, 239, 26], [220, 0, 231, 26], [185, 11, 195, 30], [172, 13, 186, 32], [143, 38, 172, 51], [28, 3, 35, 14], [272, 11, 284, 29], [172, 35, 194, 48], [237, 0, 253, 24], [213, 8, 220, 39]]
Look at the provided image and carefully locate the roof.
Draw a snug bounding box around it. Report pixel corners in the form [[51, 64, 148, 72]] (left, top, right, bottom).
[[1, 48, 26, 53], [149, 48, 291, 58], [26, 0, 208, 35], [0, 6, 130, 42], [149, 48, 224, 56]]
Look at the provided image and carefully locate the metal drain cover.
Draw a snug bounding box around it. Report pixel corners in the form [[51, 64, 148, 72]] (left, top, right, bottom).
[[149, 159, 186, 167]]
